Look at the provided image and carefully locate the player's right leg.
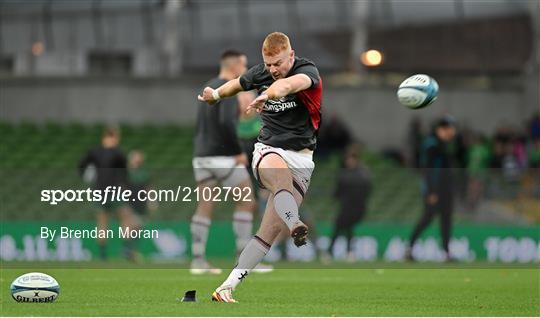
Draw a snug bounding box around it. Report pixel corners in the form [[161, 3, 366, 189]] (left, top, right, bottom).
[[232, 178, 273, 273], [407, 200, 437, 261], [96, 209, 108, 260], [190, 158, 223, 274], [190, 182, 222, 274], [213, 194, 295, 302], [117, 205, 141, 262], [439, 195, 453, 261], [228, 171, 257, 256], [258, 153, 308, 247]]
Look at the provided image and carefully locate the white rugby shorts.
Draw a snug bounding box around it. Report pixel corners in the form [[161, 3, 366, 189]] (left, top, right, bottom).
[[192, 156, 250, 187], [252, 142, 315, 197]]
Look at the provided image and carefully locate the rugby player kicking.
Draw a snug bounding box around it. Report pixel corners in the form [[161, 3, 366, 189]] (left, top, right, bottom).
[[198, 32, 322, 302]]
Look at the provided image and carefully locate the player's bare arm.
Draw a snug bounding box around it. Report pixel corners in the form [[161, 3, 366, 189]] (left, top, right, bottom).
[[197, 77, 244, 105], [246, 74, 312, 113]]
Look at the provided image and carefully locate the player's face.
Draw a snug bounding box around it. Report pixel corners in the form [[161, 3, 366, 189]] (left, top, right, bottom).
[[228, 55, 247, 78], [224, 55, 247, 78], [437, 126, 456, 141], [263, 49, 294, 80], [345, 155, 358, 169], [103, 134, 120, 147]]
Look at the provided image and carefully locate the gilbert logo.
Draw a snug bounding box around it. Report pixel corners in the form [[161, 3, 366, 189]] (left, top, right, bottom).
[[15, 295, 56, 302]]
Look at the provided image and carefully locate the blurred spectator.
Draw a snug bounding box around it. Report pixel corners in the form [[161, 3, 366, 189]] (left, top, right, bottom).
[[490, 126, 520, 180], [128, 150, 158, 218], [529, 137, 540, 199], [490, 135, 506, 169], [327, 143, 372, 261], [126, 150, 157, 262], [493, 125, 513, 145], [513, 131, 528, 169], [78, 126, 138, 261], [448, 126, 468, 202], [529, 113, 540, 140], [407, 116, 456, 261], [529, 138, 540, 169], [466, 132, 490, 210]]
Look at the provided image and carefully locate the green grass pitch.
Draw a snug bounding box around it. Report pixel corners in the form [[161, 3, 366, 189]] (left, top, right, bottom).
[[1, 263, 538, 316]]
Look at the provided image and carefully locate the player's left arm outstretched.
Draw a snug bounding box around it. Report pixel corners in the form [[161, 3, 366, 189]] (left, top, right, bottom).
[[246, 74, 312, 113]]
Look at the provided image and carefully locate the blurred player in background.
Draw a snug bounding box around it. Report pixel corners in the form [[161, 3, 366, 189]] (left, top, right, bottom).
[[407, 116, 457, 262], [198, 32, 322, 302], [78, 126, 138, 260], [128, 150, 158, 217], [126, 150, 158, 261], [191, 50, 257, 274], [325, 143, 372, 262]]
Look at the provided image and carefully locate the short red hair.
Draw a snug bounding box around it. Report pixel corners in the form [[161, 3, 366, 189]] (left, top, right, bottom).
[[262, 32, 291, 57]]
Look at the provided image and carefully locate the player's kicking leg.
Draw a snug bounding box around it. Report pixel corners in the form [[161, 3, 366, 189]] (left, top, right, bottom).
[[213, 193, 299, 302], [258, 153, 308, 246], [232, 177, 274, 273], [213, 153, 305, 302]]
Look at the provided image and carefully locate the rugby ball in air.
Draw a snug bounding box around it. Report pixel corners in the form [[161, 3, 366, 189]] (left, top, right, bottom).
[[397, 74, 439, 109], [10, 272, 60, 303]]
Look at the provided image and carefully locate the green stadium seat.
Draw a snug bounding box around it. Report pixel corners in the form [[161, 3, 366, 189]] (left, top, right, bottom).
[[0, 121, 426, 221]]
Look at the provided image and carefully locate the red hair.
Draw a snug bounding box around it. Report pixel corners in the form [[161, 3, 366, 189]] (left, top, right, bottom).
[[262, 32, 291, 56]]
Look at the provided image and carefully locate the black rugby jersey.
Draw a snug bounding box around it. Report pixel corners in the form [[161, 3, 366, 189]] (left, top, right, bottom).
[[78, 146, 127, 191], [194, 77, 243, 157], [239, 56, 322, 151]]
